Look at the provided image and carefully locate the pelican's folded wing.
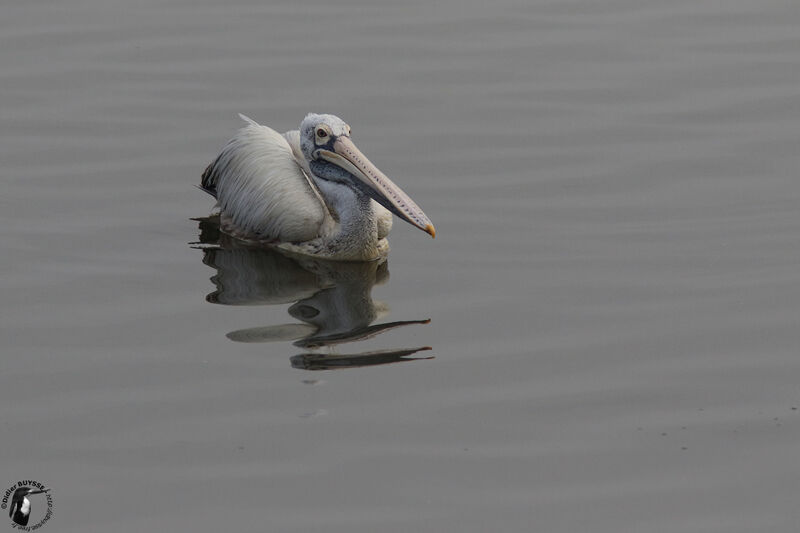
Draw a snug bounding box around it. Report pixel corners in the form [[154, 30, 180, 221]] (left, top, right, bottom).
[[201, 115, 327, 242]]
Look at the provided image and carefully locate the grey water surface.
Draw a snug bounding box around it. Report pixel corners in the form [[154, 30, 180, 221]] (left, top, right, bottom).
[[3, 0, 800, 531]]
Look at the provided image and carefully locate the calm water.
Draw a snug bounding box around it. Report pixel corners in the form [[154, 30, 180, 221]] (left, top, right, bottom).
[[3, 1, 800, 531]]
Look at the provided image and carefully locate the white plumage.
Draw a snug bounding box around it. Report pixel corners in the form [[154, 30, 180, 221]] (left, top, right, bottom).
[[201, 113, 434, 261], [206, 115, 327, 242]]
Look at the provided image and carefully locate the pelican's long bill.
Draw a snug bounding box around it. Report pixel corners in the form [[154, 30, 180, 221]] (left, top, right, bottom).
[[318, 138, 436, 238]]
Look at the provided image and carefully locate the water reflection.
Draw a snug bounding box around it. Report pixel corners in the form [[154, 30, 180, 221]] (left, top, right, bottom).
[[193, 217, 433, 370]]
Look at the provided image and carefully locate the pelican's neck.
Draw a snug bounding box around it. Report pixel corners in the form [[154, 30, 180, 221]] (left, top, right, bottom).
[[313, 178, 384, 260]]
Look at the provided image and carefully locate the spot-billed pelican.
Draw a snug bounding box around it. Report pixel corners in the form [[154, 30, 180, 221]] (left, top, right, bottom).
[[200, 114, 435, 261]]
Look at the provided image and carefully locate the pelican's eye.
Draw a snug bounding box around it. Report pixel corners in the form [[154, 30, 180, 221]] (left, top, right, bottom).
[[316, 128, 328, 139]]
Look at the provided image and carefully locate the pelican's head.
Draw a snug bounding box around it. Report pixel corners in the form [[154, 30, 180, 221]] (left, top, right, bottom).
[[300, 113, 435, 238]]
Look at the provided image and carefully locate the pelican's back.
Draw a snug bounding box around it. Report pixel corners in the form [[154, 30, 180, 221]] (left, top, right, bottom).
[[201, 116, 327, 242]]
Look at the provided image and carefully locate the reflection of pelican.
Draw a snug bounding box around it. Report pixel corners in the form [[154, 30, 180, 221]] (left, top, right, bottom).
[[9, 487, 49, 526], [291, 347, 433, 371], [194, 218, 433, 369], [200, 114, 435, 261], [201, 236, 424, 344]]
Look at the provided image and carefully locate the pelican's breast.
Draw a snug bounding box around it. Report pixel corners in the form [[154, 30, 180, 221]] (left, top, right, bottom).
[[375, 205, 392, 239], [284, 128, 392, 239]]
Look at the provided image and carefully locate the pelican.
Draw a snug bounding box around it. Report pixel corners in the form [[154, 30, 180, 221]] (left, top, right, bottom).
[[200, 113, 435, 261]]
